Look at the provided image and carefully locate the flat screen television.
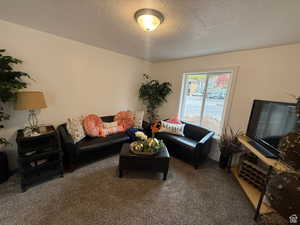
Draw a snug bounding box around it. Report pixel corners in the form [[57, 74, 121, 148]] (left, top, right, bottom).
[[246, 100, 297, 157]]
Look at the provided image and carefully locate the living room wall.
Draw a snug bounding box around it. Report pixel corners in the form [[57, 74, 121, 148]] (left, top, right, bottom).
[[2, 18, 300, 167], [0, 20, 150, 169], [151, 43, 300, 160]]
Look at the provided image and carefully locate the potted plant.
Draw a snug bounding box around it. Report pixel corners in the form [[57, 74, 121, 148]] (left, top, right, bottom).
[[218, 127, 243, 169], [139, 74, 172, 122], [0, 49, 31, 145], [0, 108, 10, 146], [0, 49, 31, 183]]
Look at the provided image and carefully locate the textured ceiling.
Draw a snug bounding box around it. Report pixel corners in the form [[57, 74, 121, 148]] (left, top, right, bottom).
[[0, 0, 300, 61]]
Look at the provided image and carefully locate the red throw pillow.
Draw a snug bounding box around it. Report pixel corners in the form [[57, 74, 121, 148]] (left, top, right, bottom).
[[114, 111, 134, 130], [83, 114, 103, 137], [166, 116, 182, 124]]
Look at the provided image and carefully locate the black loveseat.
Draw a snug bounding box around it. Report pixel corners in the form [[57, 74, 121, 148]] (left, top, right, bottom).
[[58, 115, 134, 171], [156, 122, 214, 169]]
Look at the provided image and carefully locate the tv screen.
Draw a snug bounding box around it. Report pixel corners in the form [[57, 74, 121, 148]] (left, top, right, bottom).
[[246, 100, 297, 153]]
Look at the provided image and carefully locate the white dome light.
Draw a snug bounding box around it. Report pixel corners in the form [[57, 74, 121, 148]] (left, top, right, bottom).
[[134, 9, 164, 32]]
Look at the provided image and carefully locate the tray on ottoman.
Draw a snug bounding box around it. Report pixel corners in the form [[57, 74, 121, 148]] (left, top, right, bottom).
[[118, 143, 170, 180]]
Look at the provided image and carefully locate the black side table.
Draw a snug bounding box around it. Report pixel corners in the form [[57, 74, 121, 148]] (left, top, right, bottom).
[[0, 151, 9, 183], [16, 126, 64, 192]]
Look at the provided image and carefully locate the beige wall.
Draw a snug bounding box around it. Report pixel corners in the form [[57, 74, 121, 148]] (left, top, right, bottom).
[[1, 19, 300, 167], [151, 44, 300, 160], [0, 20, 150, 169]]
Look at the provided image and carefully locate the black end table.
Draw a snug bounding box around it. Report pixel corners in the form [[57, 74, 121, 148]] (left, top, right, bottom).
[[16, 125, 63, 192], [118, 143, 170, 180], [0, 151, 9, 183]]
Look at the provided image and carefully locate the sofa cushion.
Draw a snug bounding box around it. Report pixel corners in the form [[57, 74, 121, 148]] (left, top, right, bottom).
[[114, 111, 134, 130], [133, 111, 144, 129], [166, 116, 182, 124], [66, 115, 85, 143], [159, 121, 185, 136], [77, 132, 129, 151], [156, 132, 198, 151]]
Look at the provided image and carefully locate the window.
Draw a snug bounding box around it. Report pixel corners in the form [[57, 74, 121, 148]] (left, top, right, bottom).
[[179, 70, 233, 136]]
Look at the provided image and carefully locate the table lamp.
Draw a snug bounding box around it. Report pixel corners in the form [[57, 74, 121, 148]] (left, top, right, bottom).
[[15, 91, 47, 134]]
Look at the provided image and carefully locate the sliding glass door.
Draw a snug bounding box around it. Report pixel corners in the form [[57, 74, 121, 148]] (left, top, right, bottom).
[[179, 71, 232, 136]]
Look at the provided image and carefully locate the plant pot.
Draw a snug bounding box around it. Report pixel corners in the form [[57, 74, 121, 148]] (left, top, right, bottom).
[[219, 152, 231, 169], [0, 151, 9, 183]]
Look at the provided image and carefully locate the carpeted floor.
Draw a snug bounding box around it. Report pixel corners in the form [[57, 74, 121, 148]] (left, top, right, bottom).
[[0, 156, 258, 225]]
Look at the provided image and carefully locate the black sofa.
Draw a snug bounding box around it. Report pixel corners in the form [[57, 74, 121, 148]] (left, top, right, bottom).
[[58, 115, 133, 171], [58, 114, 213, 171], [156, 122, 214, 169]]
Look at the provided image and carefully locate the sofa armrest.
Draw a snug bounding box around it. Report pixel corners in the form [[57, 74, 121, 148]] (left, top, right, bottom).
[[57, 124, 78, 167], [195, 131, 215, 161], [57, 124, 74, 144], [198, 131, 215, 145], [183, 122, 209, 141]]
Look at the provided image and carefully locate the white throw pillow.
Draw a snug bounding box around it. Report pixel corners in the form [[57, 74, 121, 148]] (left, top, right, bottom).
[[133, 111, 144, 129], [103, 121, 118, 128], [66, 116, 86, 143], [159, 121, 185, 136]]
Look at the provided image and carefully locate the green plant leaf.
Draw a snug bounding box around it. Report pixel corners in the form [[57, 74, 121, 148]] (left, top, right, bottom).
[[0, 49, 31, 143], [139, 74, 172, 122]]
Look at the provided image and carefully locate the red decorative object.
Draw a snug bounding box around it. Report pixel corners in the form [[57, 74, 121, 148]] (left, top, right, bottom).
[[83, 114, 103, 137], [151, 120, 162, 135], [166, 116, 182, 124], [114, 111, 134, 130]]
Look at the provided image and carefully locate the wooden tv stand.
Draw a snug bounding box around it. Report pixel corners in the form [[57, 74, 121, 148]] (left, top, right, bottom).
[[232, 136, 293, 220]]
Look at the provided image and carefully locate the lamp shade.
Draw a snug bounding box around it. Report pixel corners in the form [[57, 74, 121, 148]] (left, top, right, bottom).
[[15, 91, 47, 110]]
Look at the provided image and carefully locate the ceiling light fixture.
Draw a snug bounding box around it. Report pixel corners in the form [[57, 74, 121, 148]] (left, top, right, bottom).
[[134, 8, 164, 32]]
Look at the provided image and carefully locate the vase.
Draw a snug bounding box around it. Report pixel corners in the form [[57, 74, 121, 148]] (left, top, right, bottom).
[[219, 152, 231, 169]]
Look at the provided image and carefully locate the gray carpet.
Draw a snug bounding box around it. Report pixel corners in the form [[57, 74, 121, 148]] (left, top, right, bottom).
[[0, 156, 257, 225]]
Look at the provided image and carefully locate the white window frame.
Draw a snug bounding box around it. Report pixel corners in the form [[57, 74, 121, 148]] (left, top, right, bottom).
[[178, 68, 237, 137]]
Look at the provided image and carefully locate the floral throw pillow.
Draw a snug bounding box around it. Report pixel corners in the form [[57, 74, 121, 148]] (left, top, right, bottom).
[[159, 121, 185, 136], [133, 111, 144, 129], [66, 116, 86, 143]]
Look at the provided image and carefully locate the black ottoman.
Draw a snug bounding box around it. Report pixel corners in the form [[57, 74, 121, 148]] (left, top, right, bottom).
[[0, 151, 9, 183], [118, 143, 170, 180]]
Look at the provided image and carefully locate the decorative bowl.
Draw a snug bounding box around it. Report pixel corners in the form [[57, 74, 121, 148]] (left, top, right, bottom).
[[129, 140, 163, 156]]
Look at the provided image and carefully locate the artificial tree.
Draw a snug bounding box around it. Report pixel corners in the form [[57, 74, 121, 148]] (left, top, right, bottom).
[[0, 49, 30, 145], [139, 74, 172, 122]]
